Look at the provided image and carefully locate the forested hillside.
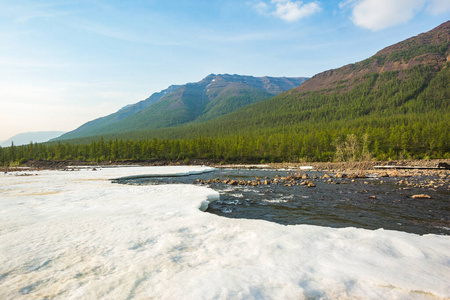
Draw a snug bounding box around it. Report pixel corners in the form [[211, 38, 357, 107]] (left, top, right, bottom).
[[1, 22, 449, 165], [56, 74, 307, 140], [60, 84, 182, 139]]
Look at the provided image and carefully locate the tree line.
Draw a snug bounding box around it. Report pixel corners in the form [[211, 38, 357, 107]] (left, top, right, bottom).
[[1, 124, 448, 167]]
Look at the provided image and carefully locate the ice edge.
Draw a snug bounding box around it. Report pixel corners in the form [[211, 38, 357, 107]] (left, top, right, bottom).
[[109, 166, 219, 211]]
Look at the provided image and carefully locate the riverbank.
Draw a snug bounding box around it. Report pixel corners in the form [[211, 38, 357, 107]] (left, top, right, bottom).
[[2, 158, 449, 172], [2, 159, 449, 191]]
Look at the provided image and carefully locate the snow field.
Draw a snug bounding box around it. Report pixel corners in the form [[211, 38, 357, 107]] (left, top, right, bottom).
[[0, 166, 449, 299]]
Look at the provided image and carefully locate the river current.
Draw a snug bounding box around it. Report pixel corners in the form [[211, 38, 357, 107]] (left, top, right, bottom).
[[116, 168, 450, 235]]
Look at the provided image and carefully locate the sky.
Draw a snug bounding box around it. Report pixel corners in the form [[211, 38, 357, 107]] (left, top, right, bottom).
[[0, 0, 449, 141]]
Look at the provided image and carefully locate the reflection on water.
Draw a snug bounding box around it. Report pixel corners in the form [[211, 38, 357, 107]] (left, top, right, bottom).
[[116, 169, 450, 235]]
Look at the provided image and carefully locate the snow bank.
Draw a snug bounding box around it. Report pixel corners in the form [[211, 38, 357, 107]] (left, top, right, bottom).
[[0, 166, 449, 299]]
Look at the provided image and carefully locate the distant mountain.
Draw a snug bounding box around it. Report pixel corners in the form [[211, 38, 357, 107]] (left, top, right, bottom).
[[56, 74, 307, 140], [94, 21, 449, 159], [1, 131, 65, 147], [54, 84, 182, 141]]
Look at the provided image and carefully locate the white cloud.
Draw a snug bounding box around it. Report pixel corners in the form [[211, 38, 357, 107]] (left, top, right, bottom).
[[251, 0, 322, 22], [340, 0, 450, 31], [253, 1, 270, 15]]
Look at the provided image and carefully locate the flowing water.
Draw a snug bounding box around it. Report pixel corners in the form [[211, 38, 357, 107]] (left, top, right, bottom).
[[116, 168, 450, 235]]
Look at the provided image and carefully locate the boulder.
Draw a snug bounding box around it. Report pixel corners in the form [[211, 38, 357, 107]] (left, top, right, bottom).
[[306, 181, 316, 187], [412, 194, 431, 199]]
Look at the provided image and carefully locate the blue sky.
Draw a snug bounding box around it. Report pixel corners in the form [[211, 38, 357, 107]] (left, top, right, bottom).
[[0, 0, 449, 141]]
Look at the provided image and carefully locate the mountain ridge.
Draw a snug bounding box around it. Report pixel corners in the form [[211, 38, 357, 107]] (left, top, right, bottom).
[[56, 74, 307, 140], [1, 131, 66, 147], [295, 21, 449, 94]]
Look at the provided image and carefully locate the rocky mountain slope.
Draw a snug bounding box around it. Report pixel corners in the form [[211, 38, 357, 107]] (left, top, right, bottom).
[[296, 21, 449, 93]]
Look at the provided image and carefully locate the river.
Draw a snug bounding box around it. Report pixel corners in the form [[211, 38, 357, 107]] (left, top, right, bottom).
[[116, 168, 450, 235]]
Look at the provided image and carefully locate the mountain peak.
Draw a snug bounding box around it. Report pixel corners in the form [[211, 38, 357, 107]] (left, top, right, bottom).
[[376, 20, 450, 58], [295, 21, 450, 94], [56, 74, 308, 140]]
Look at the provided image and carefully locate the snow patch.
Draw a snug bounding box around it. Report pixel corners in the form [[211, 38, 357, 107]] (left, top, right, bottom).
[[0, 166, 449, 299]]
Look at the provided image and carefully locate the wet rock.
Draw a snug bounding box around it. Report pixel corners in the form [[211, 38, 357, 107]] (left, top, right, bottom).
[[306, 181, 316, 188]]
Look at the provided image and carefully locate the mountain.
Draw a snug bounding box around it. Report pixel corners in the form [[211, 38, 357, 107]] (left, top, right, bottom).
[[88, 21, 449, 160], [32, 21, 449, 162], [166, 21, 448, 159], [295, 20, 450, 93], [56, 74, 308, 140], [55, 84, 182, 140], [1, 131, 65, 147]]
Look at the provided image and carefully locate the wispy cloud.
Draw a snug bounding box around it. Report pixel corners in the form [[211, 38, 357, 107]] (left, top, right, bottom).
[[198, 30, 281, 44], [0, 2, 76, 23], [250, 0, 322, 22], [339, 0, 450, 31], [74, 21, 185, 46]]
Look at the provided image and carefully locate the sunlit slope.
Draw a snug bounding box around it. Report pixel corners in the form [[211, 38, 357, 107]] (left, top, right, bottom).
[[209, 21, 450, 133], [56, 74, 307, 140], [55, 84, 182, 140]]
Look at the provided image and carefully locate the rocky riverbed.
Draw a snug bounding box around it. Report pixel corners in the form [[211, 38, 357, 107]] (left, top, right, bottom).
[[118, 165, 449, 236]]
